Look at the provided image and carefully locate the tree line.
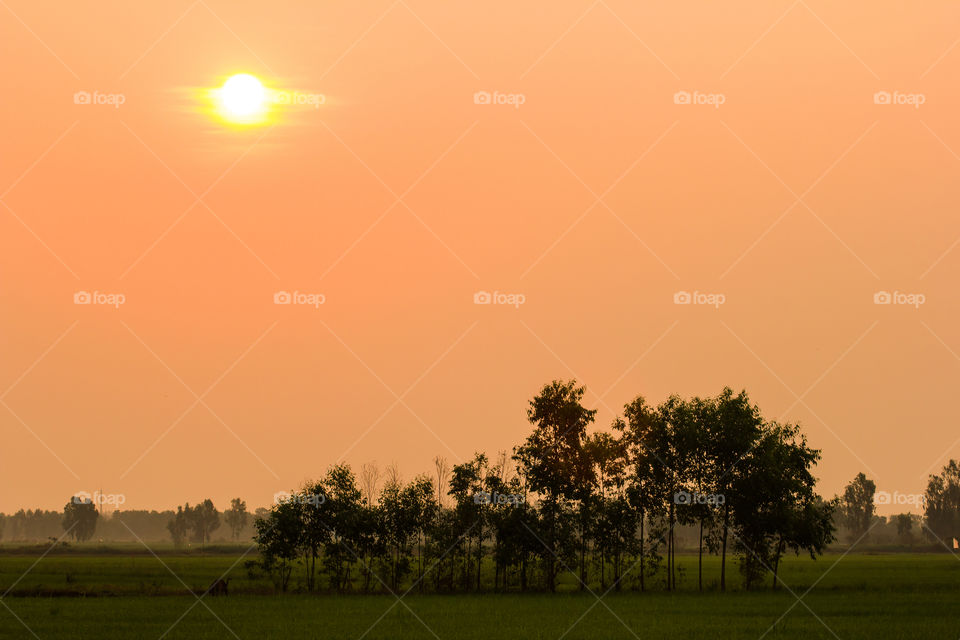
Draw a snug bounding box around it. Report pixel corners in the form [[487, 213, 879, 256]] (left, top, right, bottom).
[[252, 381, 834, 593], [54, 498, 255, 547]]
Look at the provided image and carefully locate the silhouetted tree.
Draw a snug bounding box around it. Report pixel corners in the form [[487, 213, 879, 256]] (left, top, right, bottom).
[[735, 422, 834, 589], [925, 460, 960, 545], [224, 498, 248, 540], [894, 513, 915, 544], [514, 380, 595, 592], [616, 396, 665, 592], [167, 505, 189, 547], [62, 497, 98, 542], [839, 472, 876, 541], [321, 464, 366, 592], [186, 499, 220, 547], [360, 462, 380, 507], [254, 500, 301, 591]]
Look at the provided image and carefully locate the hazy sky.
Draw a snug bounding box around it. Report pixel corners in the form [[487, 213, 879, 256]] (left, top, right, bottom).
[[2, 1, 959, 515]]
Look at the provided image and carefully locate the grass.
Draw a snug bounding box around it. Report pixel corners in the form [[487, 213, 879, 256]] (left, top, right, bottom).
[[0, 553, 957, 638]]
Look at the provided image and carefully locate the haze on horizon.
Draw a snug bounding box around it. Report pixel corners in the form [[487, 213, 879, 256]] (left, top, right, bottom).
[[2, 0, 959, 516]]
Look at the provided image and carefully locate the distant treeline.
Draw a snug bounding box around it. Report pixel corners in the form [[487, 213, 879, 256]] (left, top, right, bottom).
[[0, 508, 265, 544], [0, 506, 927, 550]]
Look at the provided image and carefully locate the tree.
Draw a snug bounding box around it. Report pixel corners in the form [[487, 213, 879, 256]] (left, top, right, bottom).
[[167, 505, 189, 547], [378, 474, 430, 591], [485, 457, 533, 591], [654, 394, 694, 591], [681, 395, 721, 592], [449, 453, 490, 591], [360, 462, 380, 507], [734, 422, 834, 589], [894, 513, 915, 544], [62, 497, 98, 542], [254, 500, 302, 591], [925, 460, 960, 545], [297, 481, 330, 591], [402, 475, 437, 592], [839, 472, 876, 541], [224, 498, 248, 540], [708, 388, 765, 590], [433, 456, 450, 508], [385, 462, 401, 488], [186, 499, 221, 547], [616, 396, 666, 592], [514, 380, 596, 592], [585, 431, 631, 590], [321, 464, 366, 592]]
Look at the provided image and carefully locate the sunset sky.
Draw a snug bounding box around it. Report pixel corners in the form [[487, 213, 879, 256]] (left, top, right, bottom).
[[2, 0, 959, 515]]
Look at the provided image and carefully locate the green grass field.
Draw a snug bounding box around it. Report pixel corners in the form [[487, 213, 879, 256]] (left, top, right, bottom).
[[0, 553, 956, 639]]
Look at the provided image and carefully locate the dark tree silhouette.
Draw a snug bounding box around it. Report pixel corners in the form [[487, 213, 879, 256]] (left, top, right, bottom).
[[839, 472, 876, 540], [62, 497, 98, 542]]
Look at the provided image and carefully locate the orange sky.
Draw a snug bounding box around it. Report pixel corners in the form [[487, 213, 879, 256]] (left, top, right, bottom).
[[2, 1, 959, 515]]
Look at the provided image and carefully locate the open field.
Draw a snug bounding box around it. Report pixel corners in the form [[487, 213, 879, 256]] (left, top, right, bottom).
[[3, 590, 958, 640], [0, 553, 957, 638]]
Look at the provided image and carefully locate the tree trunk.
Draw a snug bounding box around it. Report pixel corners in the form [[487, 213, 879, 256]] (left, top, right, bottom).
[[668, 500, 675, 591], [772, 537, 784, 591], [600, 541, 606, 590], [579, 525, 587, 591], [698, 517, 704, 591], [639, 513, 645, 592], [720, 501, 729, 591], [476, 537, 482, 592]]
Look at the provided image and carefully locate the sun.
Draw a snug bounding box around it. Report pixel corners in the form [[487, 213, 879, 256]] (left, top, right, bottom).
[[216, 74, 268, 124]]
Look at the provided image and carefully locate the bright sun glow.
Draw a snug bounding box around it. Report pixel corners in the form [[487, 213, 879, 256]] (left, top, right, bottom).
[[216, 74, 267, 124]]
